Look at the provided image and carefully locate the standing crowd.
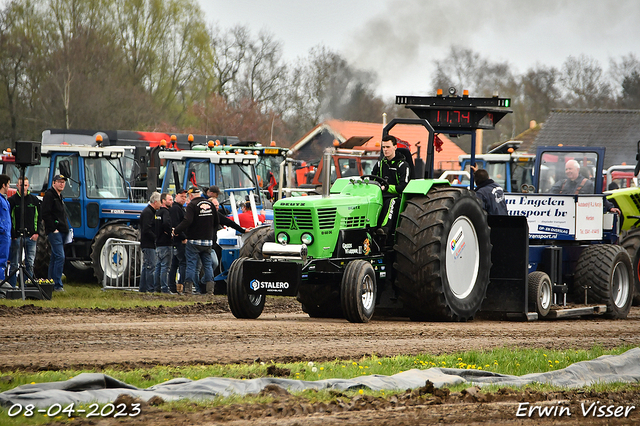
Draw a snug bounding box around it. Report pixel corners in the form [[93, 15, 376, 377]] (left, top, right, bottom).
[[139, 186, 246, 295], [0, 173, 70, 292]]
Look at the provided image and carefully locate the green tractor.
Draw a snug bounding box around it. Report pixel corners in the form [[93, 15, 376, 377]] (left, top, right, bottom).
[[227, 91, 511, 322]]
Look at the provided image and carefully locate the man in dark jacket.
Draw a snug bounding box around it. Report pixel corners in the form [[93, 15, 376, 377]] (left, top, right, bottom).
[[139, 192, 161, 293], [41, 174, 70, 291], [8, 177, 40, 287], [472, 166, 508, 215], [169, 189, 187, 294], [173, 188, 217, 294], [154, 193, 174, 294], [371, 135, 411, 241]]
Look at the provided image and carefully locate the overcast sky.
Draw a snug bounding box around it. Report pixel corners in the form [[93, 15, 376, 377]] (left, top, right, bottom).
[[199, 0, 640, 99]]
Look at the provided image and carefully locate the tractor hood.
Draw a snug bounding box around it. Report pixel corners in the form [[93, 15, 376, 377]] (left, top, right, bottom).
[[99, 200, 147, 220], [272, 178, 383, 259]]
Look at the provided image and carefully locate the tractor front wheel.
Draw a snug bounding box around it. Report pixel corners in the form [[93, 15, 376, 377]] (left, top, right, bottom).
[[90, 224, 139, 283], [394, 186, 492, 321], [575, 245, 633, 319], [340, 260, 377, 323], [227, 257, 265, 319]]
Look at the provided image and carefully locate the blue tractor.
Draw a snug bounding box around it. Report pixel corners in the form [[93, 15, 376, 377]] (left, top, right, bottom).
[[4, 141, 146, 283]]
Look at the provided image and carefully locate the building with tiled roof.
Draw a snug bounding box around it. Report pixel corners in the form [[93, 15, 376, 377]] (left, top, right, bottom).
[[290, 119, 466, 171], [532, 109, 640, 168]]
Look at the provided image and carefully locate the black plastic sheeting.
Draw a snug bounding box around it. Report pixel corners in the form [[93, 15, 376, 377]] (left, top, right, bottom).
[[1, 348, 639, 408]]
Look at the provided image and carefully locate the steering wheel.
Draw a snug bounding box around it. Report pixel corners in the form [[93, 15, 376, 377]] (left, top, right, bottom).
[[360, 174, 389, 189]]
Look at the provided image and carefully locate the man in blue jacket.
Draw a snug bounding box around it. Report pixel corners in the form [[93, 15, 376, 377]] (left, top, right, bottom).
[[0, 174, 11, 281]]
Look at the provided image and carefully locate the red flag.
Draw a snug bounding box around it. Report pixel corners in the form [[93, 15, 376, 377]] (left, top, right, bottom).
[[434, 135, 443, 153]]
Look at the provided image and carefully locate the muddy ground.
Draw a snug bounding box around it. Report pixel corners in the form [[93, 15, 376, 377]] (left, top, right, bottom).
[[1, 297, 639, 425]]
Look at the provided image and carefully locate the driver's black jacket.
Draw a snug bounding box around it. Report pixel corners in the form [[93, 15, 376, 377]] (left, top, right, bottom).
[[371, 153, 411, 195]]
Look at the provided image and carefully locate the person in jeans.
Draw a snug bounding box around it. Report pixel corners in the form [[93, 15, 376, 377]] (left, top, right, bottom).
[[154, 193, 174, 294], [0, 174, 11, 282], [169, 189, 187, 294], [173, 188, 217, 295], [139, 192, 161, 293], [41, 174, 70, 291], [8, 177, 40, 287]]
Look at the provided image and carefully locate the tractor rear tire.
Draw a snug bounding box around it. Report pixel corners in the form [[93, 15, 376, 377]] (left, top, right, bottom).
[[227, 257, 265, 319], [340, 260, 377, 323], [239, 226, 274, 259], [394, 186, 492, 321], [64, 261, 97, 283], [620, 228, 640, 306], [90, 224, 139, 283], [574, 245, 633, 319], [528, 271, 552, 318]]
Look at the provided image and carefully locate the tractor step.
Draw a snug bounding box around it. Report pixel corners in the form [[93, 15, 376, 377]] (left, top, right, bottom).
[[544, 305, 608, 319]]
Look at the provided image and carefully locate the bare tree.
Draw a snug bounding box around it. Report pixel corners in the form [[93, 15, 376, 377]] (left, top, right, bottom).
[[609, 54, 640, 108], [0, 0, 44, 145], [520, 65, 562, 123], [560, 55, 613, 109]]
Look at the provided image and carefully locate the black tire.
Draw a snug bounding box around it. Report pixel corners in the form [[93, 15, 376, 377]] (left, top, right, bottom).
[[239, 226, 274, 259], [64, 261, 97, 283], [621, 228, 640, 306], [528, 271, 552, 318], [227, 257, 265, 319], [340, 260, 376, 323], [298, 286, 343, 318], [394, 186, 492, 321], [574, 245, 633, 319], [90, 224, 139, 283], [34, 228, 50, 279]]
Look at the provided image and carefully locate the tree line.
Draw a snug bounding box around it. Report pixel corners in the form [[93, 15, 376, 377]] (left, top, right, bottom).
[[1, 0, 639, 151]]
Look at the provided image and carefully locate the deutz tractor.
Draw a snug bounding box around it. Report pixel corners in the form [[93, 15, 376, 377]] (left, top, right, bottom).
[[227, 91, 511, 322]]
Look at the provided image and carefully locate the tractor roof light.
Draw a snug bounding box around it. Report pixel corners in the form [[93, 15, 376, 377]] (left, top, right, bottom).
[[253, 150, 260, 155], [242, 159, 250, 165], [208, 140, 215, 149], [188, 134, 194, 143], [270, 141, 276, 147], [160, 139, 167, 148]]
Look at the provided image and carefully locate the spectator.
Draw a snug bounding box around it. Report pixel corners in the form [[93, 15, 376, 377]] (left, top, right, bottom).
[[154, 193, 174, 294], [207, 185, 229, 215], [471, 165, 508, 215], [139, 192, 161, 293], [169, 189, 187, 294], [174, 188, 217, 295], [41, 174, 69, 291], [234, 201, 265, 229], [0, 174, 11, 282], [8, 177, 40, 287]]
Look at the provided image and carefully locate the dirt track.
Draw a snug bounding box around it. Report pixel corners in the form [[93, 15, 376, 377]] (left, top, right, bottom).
[[1, 298, 639, 425]]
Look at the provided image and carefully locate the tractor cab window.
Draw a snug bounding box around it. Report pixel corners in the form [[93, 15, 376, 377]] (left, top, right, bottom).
[[85, 157, 128, 199], [215, 163, 260, 207], [185, 160, 209, 191], [539, 151, 599, 194], [338, 158, 359, 177], [511, 159, 534, 192], [162, 160, 186, 195], [54, 155, 80, 198], [361, 158, 377, 176], [486, 162, 507, 189], [5, 160, 50, 193]]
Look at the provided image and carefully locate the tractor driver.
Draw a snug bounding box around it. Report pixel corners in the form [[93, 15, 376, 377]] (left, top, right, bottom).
[[371, 135, 411, 241]]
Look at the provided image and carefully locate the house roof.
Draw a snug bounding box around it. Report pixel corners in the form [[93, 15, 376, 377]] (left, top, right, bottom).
[[291, 119, 466, 169], [532, 109, 640, 168]]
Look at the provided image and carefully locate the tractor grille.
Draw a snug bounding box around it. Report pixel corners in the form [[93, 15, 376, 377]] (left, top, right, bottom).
[[341, 216, 366, 228], [317, 208, 337, 229], [274, 208, 314, 230], [631, 192, 640, 213]]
